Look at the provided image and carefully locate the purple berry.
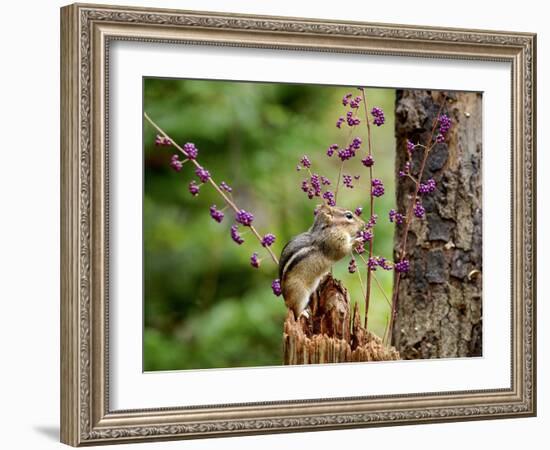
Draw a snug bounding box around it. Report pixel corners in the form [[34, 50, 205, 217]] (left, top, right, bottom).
[[250, 252, 260, 269], [195, 166, 210, 183], [439, 114, 452, 135], [155, 135, 171, 146], [342, 93, 353, 106], [357, 229, 373, 242], [371, 178, 385, 197], [300, 155, 312, 168], [272, 279, 282, 296], [355, 207, 363, 216], [371, 107, 385, 126], [413, 201, 425, 218], [220, 181, 232, 192], [235, 209, 254, 226], [389, 209, 404, 225], [310, 173, 322, 197], [351, 137, 362, 150], [188, 180, 200, 196], [230, 225, 244, 245], [183, 142, 198, 160], [395, 259, 410, 273], [367, 214, 378, 229], [343, 174, 354, 189], [322, 190, 336, 206], [209, 205, 224, 223], [169, 154, 183, 172], [418, 178, 436, 194], [327, 144, 338, 157], [261, 233, 276, 247], [378, 257, 393, 271], [349, 96, 362, 109], [362, 155, 374, 167]]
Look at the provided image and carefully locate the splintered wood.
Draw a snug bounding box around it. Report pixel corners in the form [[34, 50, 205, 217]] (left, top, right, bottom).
[[283, 275, 400, 365]]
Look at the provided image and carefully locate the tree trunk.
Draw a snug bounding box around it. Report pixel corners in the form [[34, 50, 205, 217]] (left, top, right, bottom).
[[283, 275, 400, 364], [393, 90, 483, 359]]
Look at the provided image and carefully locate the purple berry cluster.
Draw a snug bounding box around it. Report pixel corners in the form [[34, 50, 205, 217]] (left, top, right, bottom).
[[370, 107, 385, 127], [354, 207, 363, 216], [367, 256, 392, 271], [349, 96, 362, 109], [301, 173, 324, 199], [347, 111, 361, 127], [389, 209, 404, 225], [336, 138, 361, 161], [155, 135, 171, 146], [250, 252, 260, 269], [343, 174, 354, 189], [394, 259, 410, 273], [230, 225, 244, 245], [436, 114, 452, 143], [413, 201, 425, 218], [371, 178, 385, 197], [220, 181, 232, 193], [418, 178, 436, 194], [170, 154, 183, 172], [300, 155, 312, 168], [322, 191, 336, 206], [271, 278, 282, 296], [366, 214, 378, 229], [195, 166, 211, 183], [326, 144, 338, 157], [361, 155, 374, 167], [182, 142, 198, 160], [261, 233, 276, 247], [357, 229, 373, 243], [235, 209, 254, 226], [342, 93, 352, 106], [188, 180, 200, 196], [209, 205, 225, 223]]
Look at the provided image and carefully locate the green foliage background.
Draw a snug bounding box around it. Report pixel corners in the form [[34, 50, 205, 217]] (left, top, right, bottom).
[[143, 78, 396, 371]]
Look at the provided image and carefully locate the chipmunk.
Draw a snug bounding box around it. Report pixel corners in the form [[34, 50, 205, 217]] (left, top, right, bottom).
[[279, 204, 366, 318]]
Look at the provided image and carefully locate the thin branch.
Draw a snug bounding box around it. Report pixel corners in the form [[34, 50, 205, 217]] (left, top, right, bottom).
[[144, 112, 279, 265], [361, 89, 375, 329]]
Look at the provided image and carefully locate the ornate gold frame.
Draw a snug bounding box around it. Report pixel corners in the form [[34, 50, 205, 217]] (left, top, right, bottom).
[[60, 3, 536, 446]]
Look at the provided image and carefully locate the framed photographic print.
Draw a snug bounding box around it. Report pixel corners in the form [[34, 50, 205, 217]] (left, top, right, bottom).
[[60, 3, 536, 446]]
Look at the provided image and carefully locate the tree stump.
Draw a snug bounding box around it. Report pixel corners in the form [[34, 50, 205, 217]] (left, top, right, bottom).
[[393, 90, 483, 359], [283, 275, 400, 364]]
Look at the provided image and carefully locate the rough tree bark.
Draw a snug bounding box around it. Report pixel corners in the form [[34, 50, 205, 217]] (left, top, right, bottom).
[[283, 275, 400, 364], [393, 90, 483, 359]]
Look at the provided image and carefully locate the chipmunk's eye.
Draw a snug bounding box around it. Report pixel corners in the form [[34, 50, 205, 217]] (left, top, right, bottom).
[[345, 211, 354, 220]]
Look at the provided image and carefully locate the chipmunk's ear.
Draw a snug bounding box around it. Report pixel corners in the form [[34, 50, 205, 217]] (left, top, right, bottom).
[[314, 204, 334, 222], [314, 203, 329, 214]]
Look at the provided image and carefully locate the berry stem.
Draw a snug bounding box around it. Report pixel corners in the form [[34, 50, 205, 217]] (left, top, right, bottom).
[[144, 112, 279, 265], [361, 89, 375, 329], [334, 160, 345, 203]]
